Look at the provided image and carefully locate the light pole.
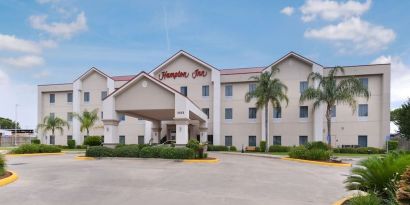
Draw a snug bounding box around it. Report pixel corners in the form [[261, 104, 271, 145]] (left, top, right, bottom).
[[14, 104, 18, 146]]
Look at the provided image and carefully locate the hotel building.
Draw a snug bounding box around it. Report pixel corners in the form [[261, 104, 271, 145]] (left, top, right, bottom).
[[37, 51, 390, 148]]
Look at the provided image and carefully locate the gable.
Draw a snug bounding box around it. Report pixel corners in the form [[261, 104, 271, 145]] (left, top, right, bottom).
[[82, 70, 108, 89]]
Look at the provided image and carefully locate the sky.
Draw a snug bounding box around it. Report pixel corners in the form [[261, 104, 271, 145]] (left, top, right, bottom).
[[0, 0, 409, 130]]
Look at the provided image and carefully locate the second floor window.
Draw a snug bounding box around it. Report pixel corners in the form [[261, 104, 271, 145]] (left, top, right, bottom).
[[84, 92, 90, 103], [331, 105, 336, 117], [49, 94, 55, 104], [273, 107, 282, 118], [359, 78, 368, 89], [202, 108, 209, 119], [202, 85, 209, 97], [249, 83, 256, 93], [101, 91, 108, 100], [300, 106, 308, 118], [180, 86, 188, 97], [249, 108, 257, 119], [67, 112, 73, 122], [359, 104, 368, 117], [300, 81, 308, 93], [225, 85, 233, 97], [67, 93, 73, 103], [225, 108, 233, 120], [50, 113, 55, 119]]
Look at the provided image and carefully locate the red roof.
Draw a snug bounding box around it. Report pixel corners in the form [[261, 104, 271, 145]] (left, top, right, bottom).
[[220, 67, 264, 75], [111, 75, 136, 81]]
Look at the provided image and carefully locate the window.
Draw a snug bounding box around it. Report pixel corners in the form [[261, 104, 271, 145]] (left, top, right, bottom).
[[101, 112, 104, 119], [119, 135, 125, 145], [50, 113, 55, 119], [180, 86, 188, 96], [248, 136, 256, 147], [249, 83, 256, 93], [273, 107, 282, 118], [299, 136, 308, 145], [50, 136, 55, 145], [67, 93, 73, 103], [249, 108, 257, 119], [358, 135, 368, 147], [225, 108, 233, 120], [359, 78, 368, 89], [273, 136, 281, 145], [202, 108, 209, 119], [67, 135, 73, 141], [202, 85, 209, 97], [84, 92, 90, 103], [300, 81, 308, 93], [331, 105, 336, 118], [101, 91, 108, 100], [207, 135, 213, 145], [359, 104, 368, 117], [67, 112, 73, 122], [138, 136, 144, 144], [225, 85, 233, 97], [299, 106, 308, 118], [49, 94, 55, 104], [225, 136, 232, 146], [119, 114, 125, 121]]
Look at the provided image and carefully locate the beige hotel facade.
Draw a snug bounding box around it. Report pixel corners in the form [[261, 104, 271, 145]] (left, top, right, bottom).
[[37, 51, 390, 148]]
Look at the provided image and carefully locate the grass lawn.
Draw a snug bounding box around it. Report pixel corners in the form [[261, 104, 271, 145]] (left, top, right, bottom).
[[0, 147, 16, 150]]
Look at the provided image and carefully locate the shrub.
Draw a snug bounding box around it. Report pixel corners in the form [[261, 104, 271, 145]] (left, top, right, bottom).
[[259, 141, 267, 152], [11, 144, 61, 154], [397, 166, 410, 204], [289, 146, 331, 161], [76, 145, 87, 149], [305, 141, 330, 150], [159, 147, 194, 159], [345, 152, 410, 202], [388, 140, 399, 151], [85, 146, 114, 157], [207, 145, 229, 151], [229, 146, 237, 152], [83, 136, 102, 146], [38, 144, 61, 153], [31, 139, 40, 144], [0, 154, 5, 176], [140, 146, 163, 158], [268, 145, 291, 152], [348, 194, 381, 205], [67, 140, 76, 149], [255, 147, 261, 152], [113, 145, 140, 158], [289, 146, 308, 159], [186, 139, 200, 151]]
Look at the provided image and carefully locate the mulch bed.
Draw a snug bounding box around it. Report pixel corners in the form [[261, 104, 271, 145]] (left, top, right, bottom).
[[0, 171, 12, 180]]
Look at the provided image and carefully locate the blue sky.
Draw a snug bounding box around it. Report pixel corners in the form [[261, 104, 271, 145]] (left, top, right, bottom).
[[0, 0, 409, 129]]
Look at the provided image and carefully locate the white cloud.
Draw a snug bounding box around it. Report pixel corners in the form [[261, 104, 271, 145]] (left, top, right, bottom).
[[281, 6, 295, 16], [304, 17, 395, 53], [371, 55, 410, 107], [300, 0, 371, 22], [33, 70, 51, 78], [0, 55, 44, 68], [29, 12, 88, 39], [0, 34, 42, 54]]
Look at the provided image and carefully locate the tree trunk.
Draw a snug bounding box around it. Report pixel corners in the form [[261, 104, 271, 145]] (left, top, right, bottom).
[[265, 103, 268, 152], [326, 107, 332, 147]]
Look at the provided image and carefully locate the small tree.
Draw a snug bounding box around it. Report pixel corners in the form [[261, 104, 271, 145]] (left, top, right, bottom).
[[37, 115, 69, 141], [74, 109, 99, 137], [391, 99, 410, 139]]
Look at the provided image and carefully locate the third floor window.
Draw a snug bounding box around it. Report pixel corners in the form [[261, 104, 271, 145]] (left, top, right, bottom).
[[84, 92, 90, 103], [49, 94, 55, 104], [67, 93, 73, 103], [202, 85, 209, 97], [225, 85, 233, 97]]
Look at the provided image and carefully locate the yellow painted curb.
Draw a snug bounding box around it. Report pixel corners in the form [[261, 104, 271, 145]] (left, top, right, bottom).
[[332, 195, 354, 205], [0, 171, 18, 187], [183, 158, 219, 163], [6, 152, 65, 157], [282, 157, 352, 167], [75, 156, 95, 160]]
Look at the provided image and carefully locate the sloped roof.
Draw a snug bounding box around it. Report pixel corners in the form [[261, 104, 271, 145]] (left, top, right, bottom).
[[220, 67, 264, 75]]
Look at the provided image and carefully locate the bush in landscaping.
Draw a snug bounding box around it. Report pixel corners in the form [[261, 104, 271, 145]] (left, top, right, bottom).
[[85, 146, 114, 157], [67, 139, 76, 149], [76, 145, 87, 149], [268, 145, 291, 152], [38, 144, 61, 153], [348, 194, 381, 205], [113, 145, 140, 158], [333, 147, 385, 154], [139, 146, 164, 158], [0, 154, 5, 176], [229, 146, 237, 152], [397, 166, 410, 205], [207, 145, 229, 151], [288, 146, 331, 161], [83, 136, 102, 146], [159, 147, 194, 159], [11, 144, 61, 154], [31, 139, 40, 144], [260, 141, 267, 152], [388, 140, 399, 151], [345, 152, 410, 202], [304, 141, 330, 150]]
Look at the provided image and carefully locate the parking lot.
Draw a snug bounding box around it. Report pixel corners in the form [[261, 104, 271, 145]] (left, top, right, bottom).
[[0, 152, 350, 205]]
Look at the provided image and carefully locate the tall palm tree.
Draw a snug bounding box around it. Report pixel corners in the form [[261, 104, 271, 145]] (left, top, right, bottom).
[[74, 109, 99, 137], [245, 66, 289, 152], [300, 66, 370, 146], [37, 115, 69, 141]]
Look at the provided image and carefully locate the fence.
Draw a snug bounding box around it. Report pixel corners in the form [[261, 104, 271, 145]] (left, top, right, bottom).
[[0, 136, 34, 147]]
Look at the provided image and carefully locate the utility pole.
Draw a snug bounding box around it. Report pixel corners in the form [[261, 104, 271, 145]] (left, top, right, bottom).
[[14, 104, 18, 146]]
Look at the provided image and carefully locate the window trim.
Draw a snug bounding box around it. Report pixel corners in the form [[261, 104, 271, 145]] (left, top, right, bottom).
[[272, 136, 281, 145], [248, 107, 257, 119], [49, 93, 55, 104], [202, 85, 209, 97], [83, 92, 90, 103], [67, 92, 73, 103], [180, 86, 188, 97], [300, 81, 308, 94], [225, 136, 233, 146], [224, 108, 233, 121], [358, 104, 368, 117], [225, 84, 233, 97], [299, 106, 309, 119]]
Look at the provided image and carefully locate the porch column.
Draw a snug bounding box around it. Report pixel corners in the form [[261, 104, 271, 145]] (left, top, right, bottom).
[[199, 122, 208, 143], [175, 120, 189, 145], [150, 121, 161, 144], [103, 119, 119, 146]]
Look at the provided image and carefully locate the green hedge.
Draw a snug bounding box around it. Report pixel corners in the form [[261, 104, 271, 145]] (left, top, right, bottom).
[[113, 145, 140, 157], [85, 146, 114, 157], [31, 139, 40, 144], [159, 147, 194, 159], [260, 141, 267, 152], [11, 144, 62, 154], [388, 140, 398, 151], [0, 154, 5, 176], [67, 140, 76, 149], [289, 146, 332, 161], [140, 146, 163, 158], [83, 136, 102, 146], [305, 141, 330, 150], [333, 147, 385, 154], [268, 145, 291, 152], [229, 146, 237, 151], [207, 145, 229, 151], [86, 145, 195, 159]]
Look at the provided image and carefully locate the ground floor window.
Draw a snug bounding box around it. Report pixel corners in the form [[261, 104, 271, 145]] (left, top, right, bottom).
[[119, 135, 125, 145], [225, 136, 232, 146], [207, 135, 213, 145], [138, 135, 144, 144], [67, 135, 73, 141], [248, 136, 256, 147], [273, 136, 281, 145], [358, 135, 368, 147], [50, 135, 55, 145], [299, 136, 308, 145]]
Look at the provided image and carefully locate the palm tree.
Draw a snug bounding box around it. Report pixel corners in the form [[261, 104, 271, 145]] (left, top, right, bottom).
[[37, 115, 69, 141], [300, 66, 370, 146], [74, 109, 99, 137], [245, 66, 289, 152]]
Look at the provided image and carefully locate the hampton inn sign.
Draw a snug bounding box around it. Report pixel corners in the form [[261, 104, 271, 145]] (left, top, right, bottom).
[[158, 69, 208, 80]]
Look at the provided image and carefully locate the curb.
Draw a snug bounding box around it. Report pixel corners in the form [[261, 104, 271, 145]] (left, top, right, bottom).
[[6, 152, 65, 157], [216, 151, 282, 159], [282, 157, 352, 167], [75, 156, 95, 160], [332, 195, 354, 205], [0, 171, 18, 187], [183, 158, 219, 163]]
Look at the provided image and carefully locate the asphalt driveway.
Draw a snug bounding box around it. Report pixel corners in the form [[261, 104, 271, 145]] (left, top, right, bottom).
[[0, 152, 350, 205]]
